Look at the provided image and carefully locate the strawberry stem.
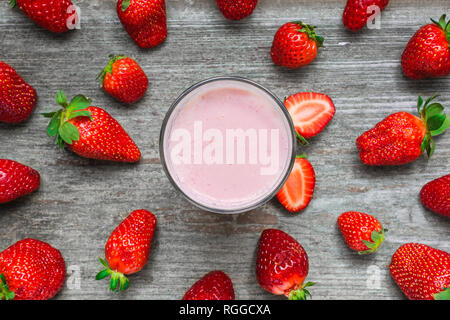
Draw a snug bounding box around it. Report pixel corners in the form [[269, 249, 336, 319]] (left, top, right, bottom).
[[287, 281, 316, 300], [96, 258, 130, 292], [0, 274, 15, 300]]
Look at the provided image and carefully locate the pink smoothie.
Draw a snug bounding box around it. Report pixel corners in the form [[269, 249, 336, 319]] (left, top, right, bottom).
[[162, 78, 295, 213]]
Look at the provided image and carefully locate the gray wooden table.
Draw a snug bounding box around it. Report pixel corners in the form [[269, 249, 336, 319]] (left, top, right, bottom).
[[1, 0, 449, 300]]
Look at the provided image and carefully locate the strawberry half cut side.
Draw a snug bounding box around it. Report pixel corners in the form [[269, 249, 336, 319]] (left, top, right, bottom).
[[418, 95, 450, 158], [284, 92, 336, 139], [276, 154, 316, 213]]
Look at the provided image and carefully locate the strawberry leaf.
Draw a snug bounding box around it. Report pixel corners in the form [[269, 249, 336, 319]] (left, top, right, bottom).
[[361, 240, 376, 249], [359, 229, 385, 255], [430, 117, 450, 136], [41, 111, 57, 118], [0, 274, 15, 300], [417, 96, 424, 113], [47, 110, 62, 137], [99, 258, 109, 269], [95, 269, 111, 280], [434, 288, 450, 300], [288, 282, 316, 300], [303, 281, 316, 288], [423, 94, 439, 109], [426, 137, 436, 158], [119, 276, 129, 291], [58, 122, 79, 145], [9, 0, 16, 8], [56, 136, 65, 149], [427, 114, 446, 131], [425, 103, 444, 120], [56, 90, 68, 108], [67, 95, 91, 112], [420, 135, 429, 152], [67, 110, 93, 121], [121, 0, 130, 12], [110, 273, 119, 291]]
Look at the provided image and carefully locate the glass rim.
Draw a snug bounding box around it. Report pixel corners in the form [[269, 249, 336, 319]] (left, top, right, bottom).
[[159, 76, 297, 214]]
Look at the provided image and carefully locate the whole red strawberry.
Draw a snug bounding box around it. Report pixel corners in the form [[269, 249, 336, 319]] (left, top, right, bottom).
[[117, 0, 167, 49], [256, 229, 315, 300], [0, 239, 66, 300], [420, 174, 450, 218], [216, 0, 258, 20], [182, 271, 235, 300], [96, 210, 156, 291], [402, 15, 450, 79], [337, 211, 386, 254], [98, 55, 148, 104], [10, 0, 78, 33], [43, 91, 141, 162], [277, 155, 315, 213], [0, 61, 37, 123], [0, 159, 40, 204], [271, 21, 324, 69], [343, 0, 390, 31], [390, 243, 450, 300], [356, 95, 449, 166]]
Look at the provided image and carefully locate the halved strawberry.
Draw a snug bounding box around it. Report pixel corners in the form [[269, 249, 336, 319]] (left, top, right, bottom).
[[276, 155, 315, 213], [284, 92, 336, 139]]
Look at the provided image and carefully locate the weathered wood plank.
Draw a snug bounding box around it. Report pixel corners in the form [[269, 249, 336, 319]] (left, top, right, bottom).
[[0, 0, 449, 300]]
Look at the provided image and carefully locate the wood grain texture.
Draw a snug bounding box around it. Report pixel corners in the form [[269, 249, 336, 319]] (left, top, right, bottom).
[[0, 0, 449, 300]]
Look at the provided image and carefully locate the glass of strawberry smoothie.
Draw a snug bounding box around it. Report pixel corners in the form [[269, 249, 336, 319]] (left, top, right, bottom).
[[160, 77, 296, 214]]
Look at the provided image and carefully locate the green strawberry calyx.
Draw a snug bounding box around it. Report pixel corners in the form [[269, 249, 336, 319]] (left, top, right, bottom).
[[434, 287, 450, 300], [42, 90, 93, 149], [121, 0, 131, 12], [9, 0, 16, 8], [431, 14, 450, 45], [288, 281, 316, 300], [417, 95, 450, 158], [292, 21, 324, 47], [0, 274, 15, 300], [97, 54, 128, 86], [96, 258, 130, 292], [359, 228, 387, 255]]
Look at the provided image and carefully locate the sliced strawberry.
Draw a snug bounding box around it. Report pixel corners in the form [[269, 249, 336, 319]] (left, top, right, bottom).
[[284, 92, 336, 139], [276, 155, 315, 213]]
